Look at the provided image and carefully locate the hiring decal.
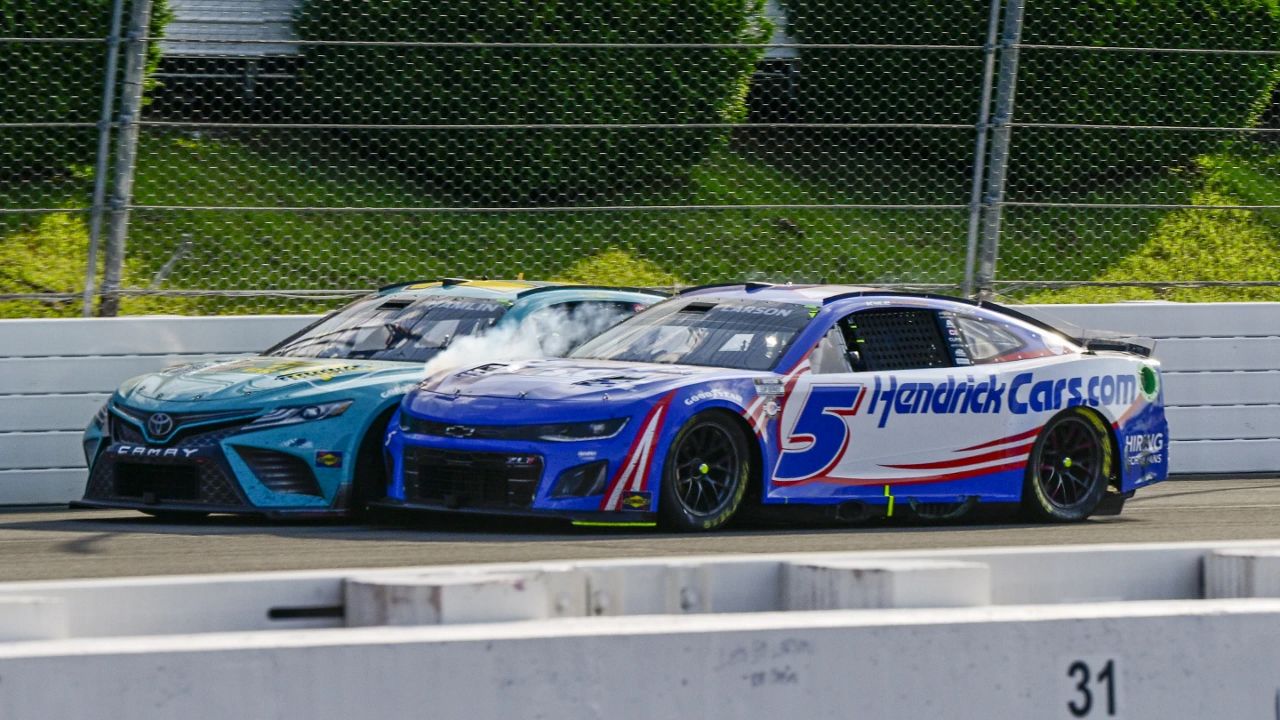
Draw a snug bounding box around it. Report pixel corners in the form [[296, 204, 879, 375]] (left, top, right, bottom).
[[1124, 432, 1165, 468]]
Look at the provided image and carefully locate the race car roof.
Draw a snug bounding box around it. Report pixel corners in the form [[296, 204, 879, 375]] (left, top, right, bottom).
[[678, 283, 1083, 342], [678, 282, 882, 304], [375, 279, 668, 307], [377, 278, 551, 300]]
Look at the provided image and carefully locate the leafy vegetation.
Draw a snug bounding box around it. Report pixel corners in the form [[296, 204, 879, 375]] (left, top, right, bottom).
[[0, 0, 170, 177], [4, 131, 1277, 317], [779, 0, 1280, 188], [1023, 144, 1280, 303], [291, 0, 769, 200]]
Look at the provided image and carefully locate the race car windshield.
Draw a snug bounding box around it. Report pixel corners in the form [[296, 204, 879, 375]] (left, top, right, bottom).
[[570, 298, 810, 371], [265, 296, 507, 362]]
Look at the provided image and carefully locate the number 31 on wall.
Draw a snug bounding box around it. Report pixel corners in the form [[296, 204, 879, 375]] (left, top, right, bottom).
[[1063, 657, 1119, 718]]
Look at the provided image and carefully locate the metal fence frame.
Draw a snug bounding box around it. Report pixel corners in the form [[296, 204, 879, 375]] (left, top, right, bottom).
[[2, 0, 1278, 316]]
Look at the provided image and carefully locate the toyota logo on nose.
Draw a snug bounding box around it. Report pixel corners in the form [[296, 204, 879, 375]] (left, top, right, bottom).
[[147, 413, 175, 438]]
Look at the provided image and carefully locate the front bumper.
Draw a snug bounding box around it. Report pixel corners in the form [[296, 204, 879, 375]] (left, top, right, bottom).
[[385, 416, 653, 519], [82, 408, 362, 515]]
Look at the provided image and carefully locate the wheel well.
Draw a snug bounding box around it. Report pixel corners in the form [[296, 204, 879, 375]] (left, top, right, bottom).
[[354, 405, 399, 493], [1070, 406, 1121, 490], [702, 408, 765, 506]]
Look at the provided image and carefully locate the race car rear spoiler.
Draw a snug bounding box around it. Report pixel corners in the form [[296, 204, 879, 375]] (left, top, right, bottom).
[[1002, 303, 1157, 358], [1076, 331, 1156, 357]]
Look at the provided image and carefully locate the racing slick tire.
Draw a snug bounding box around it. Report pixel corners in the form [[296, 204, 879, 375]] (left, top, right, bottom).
[[658, 412, 750, 532], [1021, 407, 1113, 522]]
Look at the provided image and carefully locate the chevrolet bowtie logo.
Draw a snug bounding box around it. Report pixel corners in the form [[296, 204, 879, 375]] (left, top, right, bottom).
[[444, 425, 475, 438]]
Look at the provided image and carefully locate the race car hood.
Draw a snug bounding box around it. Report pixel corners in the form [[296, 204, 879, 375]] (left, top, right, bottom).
[[422, 358, 740, 401], [409, 358, 766, 423], [119, 356, 424, 407]]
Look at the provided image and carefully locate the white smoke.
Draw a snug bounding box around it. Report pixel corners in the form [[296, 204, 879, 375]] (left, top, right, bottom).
[[421, 303, 635, 378]]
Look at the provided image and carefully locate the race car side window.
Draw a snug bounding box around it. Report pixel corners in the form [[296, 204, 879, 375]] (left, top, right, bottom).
[[949, 312, 1065, 364], [573, 298, 808, 371], [838, 308, 953, 371], [267, 296, 506, 361], [809, 327, 854, 374]]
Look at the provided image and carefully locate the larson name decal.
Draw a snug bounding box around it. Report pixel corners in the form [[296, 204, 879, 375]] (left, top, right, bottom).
[[715, 305, 793, 317]]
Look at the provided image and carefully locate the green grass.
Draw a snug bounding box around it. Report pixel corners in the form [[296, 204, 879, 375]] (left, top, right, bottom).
[[3, 131, 1278, 316], [1020, 141, 1280, 303]]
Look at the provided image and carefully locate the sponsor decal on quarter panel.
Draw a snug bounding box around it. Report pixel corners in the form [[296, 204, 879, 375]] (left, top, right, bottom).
[[867, 371, 1139, 428], [600, 392, 675, 511]]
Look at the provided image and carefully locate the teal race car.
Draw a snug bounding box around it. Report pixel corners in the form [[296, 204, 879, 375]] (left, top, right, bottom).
[[78, 280, 665, 518]]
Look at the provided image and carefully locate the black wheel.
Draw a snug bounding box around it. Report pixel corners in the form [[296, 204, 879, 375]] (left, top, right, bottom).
[[1021, 408, 1112, 522], [658, 413, 750, 532], [141, 510, 209, 522], [350, 408, 397, 516]]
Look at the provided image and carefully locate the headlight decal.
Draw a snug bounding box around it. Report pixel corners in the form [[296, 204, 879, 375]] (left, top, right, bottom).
[[248, 400, 353, 430]]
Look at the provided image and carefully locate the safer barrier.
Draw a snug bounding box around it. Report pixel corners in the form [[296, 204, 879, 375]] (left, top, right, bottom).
[[0, 315, 305, 504], [2, 541, 1280, 719], [1025, 302, 1280, 475], [0, 302, 1276, 505]]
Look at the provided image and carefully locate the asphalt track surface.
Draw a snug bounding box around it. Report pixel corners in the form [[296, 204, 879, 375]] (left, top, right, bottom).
[[0, 478, 1277, 582]]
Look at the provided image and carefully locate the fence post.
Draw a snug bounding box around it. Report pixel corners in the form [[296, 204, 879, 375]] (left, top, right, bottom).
[[976, 0, 1026, 299], [81, 0, 129, 317], [98, 0, 153, 317], [962, 0, 1005, 298]]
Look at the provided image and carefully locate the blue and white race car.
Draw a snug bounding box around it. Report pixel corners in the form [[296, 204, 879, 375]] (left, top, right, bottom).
[[79, 280, 664, 518], [382, 283, 1168, 530]]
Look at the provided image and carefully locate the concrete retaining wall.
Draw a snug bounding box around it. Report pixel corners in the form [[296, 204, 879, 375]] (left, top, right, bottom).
[[1, 302, 1275, 505], [2, 541, 1280, 719]]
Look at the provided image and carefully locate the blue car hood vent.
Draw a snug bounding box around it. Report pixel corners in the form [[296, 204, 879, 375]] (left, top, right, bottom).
[[456, 363, 509, 377], [425, 360, 711, 401], [572, 375, 650, 387]]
